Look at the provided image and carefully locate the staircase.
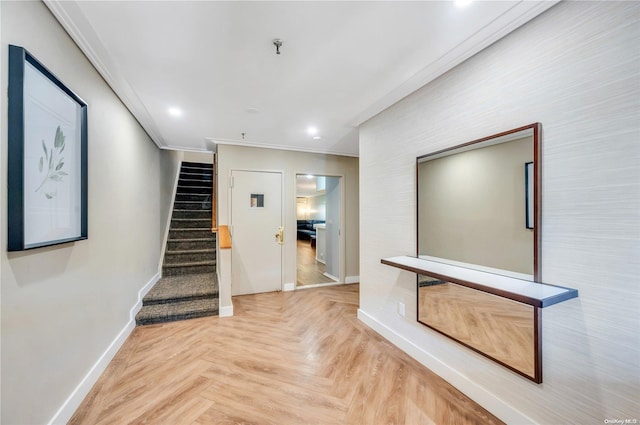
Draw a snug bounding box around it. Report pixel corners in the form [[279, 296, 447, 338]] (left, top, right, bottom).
[[136, 161, 219, 325]]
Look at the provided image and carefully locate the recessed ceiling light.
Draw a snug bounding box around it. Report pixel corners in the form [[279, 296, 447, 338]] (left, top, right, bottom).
[[313, 136, 322, 140], [168, 107, 182, 117], [307, 126, 318, 136], [455, 0, 473, 8]]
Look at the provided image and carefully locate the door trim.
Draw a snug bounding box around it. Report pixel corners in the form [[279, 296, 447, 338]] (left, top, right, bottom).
[[230, 168, 285, 294], [294, 173, 347, 289]]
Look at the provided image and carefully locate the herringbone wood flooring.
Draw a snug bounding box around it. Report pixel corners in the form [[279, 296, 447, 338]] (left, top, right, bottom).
[[419, 283, 535, 378], [297, 239, 334, 287], [70, 284, 504, 425]]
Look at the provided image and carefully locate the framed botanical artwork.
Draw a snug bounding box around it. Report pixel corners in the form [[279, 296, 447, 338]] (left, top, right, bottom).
[[7, 45, 88, 251], [525, 161, 534, 229]]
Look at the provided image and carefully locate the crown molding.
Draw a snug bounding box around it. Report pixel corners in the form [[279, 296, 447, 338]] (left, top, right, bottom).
[[44, 0, 167, 149], [350, 1, 559, 127], [208, 138, 359, 158]]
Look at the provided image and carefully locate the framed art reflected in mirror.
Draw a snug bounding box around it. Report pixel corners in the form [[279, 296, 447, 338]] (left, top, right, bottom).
[[417, 123, 541, 280]]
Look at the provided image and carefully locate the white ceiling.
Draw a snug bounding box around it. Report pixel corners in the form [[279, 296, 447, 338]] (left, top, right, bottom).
[[45, 1, 556, 157], [296, 175, 321, 198]]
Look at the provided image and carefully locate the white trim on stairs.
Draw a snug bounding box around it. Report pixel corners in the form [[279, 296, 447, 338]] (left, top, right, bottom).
[[219, 305, 234, 317], [47, 273, 160, 425], [159, 155, 184, 273]]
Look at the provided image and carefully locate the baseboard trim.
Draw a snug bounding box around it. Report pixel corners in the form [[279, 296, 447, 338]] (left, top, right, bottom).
[[283, 282, 296, 292], [295, 281, 347, 290], [219, 305, 234, 317], [345, 275, 360, 284], [356, 309, 537, 425], [48, 273, 160, 425], [322, 272, 339, 282]]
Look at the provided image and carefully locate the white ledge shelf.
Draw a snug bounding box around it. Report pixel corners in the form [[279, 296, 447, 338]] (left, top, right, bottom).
[[382, 255, 578, 308]]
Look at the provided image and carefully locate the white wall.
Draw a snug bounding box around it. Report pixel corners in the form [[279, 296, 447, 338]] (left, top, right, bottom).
[[182, 150, 213, 164], [325, 177, 340, 279], [359, 2, 639, 424], [217, 144, 359, 309], [0, 2, 172, 423], [307, 194, 326, 221]]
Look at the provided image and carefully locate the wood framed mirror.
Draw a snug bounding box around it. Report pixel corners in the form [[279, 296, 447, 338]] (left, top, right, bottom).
[[416, 123, 543, 382]]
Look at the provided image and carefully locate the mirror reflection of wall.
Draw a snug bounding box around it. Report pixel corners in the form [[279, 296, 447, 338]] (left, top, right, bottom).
[[417, 125, 538, 278]]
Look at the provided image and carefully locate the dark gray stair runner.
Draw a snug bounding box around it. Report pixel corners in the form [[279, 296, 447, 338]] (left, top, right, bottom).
[[135, 161, 219, 325]]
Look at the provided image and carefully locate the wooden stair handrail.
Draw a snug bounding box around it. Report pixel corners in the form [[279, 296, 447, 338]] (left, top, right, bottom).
[[219, 225, 232, 249], [211, 152, 218, 232]]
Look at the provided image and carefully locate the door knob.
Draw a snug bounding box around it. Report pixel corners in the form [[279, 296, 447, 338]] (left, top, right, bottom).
[[275, 226, 284, 245]]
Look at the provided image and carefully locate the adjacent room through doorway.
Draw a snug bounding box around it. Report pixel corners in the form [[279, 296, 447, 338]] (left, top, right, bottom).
[[296, 174, 341, 287]]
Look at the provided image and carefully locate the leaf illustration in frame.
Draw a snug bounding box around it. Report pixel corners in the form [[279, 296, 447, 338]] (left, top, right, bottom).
[[54, 126, 64, 148], [7, 44, 89, 251]]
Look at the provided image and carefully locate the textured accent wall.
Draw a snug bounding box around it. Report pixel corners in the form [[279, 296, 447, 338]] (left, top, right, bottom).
[[1, 2, 168, 423], [359, 2, 639, 423]]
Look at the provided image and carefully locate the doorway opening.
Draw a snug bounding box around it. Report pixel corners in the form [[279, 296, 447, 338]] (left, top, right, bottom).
[[295, 174, 341, 288]]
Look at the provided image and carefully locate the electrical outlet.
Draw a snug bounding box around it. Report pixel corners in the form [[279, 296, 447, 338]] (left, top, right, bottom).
[[397, 301, 405, 317]]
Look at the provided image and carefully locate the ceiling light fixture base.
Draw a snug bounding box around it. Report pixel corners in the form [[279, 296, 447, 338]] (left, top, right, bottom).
[[273, 38, 283, 55]]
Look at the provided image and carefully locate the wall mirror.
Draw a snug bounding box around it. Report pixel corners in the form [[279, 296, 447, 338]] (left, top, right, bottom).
[[417, 123, 541, 281], [415, 123, 542, 382]]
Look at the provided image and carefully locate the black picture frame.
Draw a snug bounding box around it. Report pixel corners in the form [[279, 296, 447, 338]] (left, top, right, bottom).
[[8, 45, 88, 251], [525, 161, 534, 229]]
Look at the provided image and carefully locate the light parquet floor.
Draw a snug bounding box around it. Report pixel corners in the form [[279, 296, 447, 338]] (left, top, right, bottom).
[[296, 239, 335, 287], [70, 284, 504, 425]]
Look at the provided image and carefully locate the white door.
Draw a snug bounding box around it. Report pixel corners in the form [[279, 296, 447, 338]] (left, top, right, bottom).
[[231, 170, 283, 296]]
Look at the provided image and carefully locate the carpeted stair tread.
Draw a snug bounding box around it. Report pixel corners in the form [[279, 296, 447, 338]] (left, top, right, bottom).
[[136, 298, 219, 325], [167, 237, 215, 242], [177, 184, 211, 190], [163, 260, 216, 268], [171, 218, 212, 226], [162, 264, 215, 277], [169, 228, 215, 239], [172, 209, 211, 215], [164, 248, 215, 264], [137, 161, 218, 326], [173, 202, 212, 210], [143, 273, 218, 304], [165, 248, 215, 255], [174, 201, 212, 205]]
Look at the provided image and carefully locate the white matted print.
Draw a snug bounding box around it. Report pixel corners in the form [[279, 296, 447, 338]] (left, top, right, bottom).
[[23, 61, 83, 246], [8, 45, 87, 251]]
